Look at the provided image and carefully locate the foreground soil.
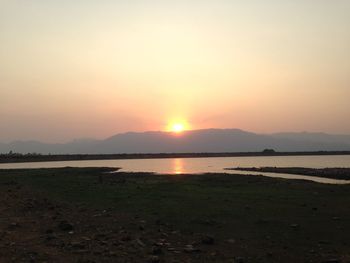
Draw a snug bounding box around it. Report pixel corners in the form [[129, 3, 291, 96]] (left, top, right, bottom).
[[0, 168, 349, 263]]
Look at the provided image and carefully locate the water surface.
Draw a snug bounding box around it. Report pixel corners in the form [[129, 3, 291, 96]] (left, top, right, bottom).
[[1, 155, 349, 184]]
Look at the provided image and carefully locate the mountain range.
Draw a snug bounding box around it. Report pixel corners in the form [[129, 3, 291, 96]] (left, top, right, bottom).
[[1, 129, 350, 154]]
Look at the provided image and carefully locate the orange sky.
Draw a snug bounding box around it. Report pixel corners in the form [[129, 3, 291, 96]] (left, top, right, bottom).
[[0, 1, 350, 142]]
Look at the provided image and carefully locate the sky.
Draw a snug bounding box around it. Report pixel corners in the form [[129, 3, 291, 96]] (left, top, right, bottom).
[[0, 0, 350, 143]]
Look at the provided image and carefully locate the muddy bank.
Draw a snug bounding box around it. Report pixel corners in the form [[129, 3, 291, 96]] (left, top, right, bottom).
[[228, 167, 350, 180]]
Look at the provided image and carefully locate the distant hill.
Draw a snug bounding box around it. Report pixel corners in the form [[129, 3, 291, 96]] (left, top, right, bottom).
[[1, 129, 350, 154], [272, 132, 350, 145]]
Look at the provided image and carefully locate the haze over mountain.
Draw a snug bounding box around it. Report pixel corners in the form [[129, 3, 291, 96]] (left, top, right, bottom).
[[1, 129, 350, 155]]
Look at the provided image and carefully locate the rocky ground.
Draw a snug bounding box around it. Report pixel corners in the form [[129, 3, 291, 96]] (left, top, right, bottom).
[[0, 181, 233, 263], [0, 168, 349, 263]]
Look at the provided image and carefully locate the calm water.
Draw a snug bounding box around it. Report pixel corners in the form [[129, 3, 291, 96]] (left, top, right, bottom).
[[0, 155, 350, 184]]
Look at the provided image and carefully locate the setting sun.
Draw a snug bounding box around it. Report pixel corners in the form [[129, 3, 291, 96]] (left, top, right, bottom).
[[172, 123, 185, 133], [167, 120, 189, 133]]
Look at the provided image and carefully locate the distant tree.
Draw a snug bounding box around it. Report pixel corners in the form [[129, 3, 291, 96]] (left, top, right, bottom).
[[262, 149, 276, 154]]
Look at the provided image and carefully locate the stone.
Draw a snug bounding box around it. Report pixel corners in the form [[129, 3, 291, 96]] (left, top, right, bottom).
[[234, 257, 245, 263], [322, 260, 341, 263], [151, 246, 162, 255], [8, 222, 20, 230], [148, 256, 160, 263], [290, 224, 300, 229], [120, 234, 131, 242], [201, 235, 215, 245], [184, 244, 200, 253], [58, 220, 74, 232], [71, 241, 86, 249], [136, 238, 145, 247], [226, 239, 236, 244]]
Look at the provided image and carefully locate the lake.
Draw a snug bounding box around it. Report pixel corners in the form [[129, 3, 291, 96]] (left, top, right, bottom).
[[0, 155, 349, 184]]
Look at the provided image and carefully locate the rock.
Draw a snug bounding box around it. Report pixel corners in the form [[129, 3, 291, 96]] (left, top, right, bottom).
[[151, 246, 162, 255], [71, 241, 86, 249], [94, 233, 106, 240], [184, 244, 200, 253], [154, 239, 167, 247], [120, 234, 131, 242], [201, 235, 215, 245], [148, 256, 160, 263], [99, 240, 108, 246], [77, 259, 96, 263], [108, 251, 117, 257], [58, 221, 74, 232], [318, 240, 331, 245], [233, 257, 245, 263], [322, 259, 341, 263], [74, 249, 89, 254], [45, 233, 57, 242], [93, 250, 103, 255], [8, 222, 20, 230], [226, 239, 236, 244], [136, 238, 145, 247], [210, 251, 218, 257]]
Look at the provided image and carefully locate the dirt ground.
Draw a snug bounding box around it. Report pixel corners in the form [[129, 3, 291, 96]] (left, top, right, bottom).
[[0, 168, 349, 263]]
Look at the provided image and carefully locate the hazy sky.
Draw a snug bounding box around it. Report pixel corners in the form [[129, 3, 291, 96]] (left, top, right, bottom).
[[1, 0, 350, 142]]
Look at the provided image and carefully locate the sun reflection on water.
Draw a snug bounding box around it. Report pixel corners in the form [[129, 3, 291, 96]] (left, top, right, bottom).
[[173, 158, 184, 174]]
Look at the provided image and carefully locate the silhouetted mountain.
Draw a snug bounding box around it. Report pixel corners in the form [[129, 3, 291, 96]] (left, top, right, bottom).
[[272, 132, 350, 145], [1, 129, 350, 154]]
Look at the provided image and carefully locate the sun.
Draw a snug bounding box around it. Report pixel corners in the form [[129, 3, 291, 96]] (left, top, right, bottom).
[[167, 120, 189, 133], [172, 123, 185, 133]]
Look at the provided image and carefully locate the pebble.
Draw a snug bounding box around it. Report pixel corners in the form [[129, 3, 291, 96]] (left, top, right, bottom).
[[322, 260, 341, 263], [148, 255, 160, 263], [201, 235, 215, 245], [226, 239, 236, 244], [183, 244, 200, 253], [71, 241, 86, 249], [58, 220, 74, 232], [234, 257, 245, 263], [136, 238, 145, 247], [151, 246, 162, 255]]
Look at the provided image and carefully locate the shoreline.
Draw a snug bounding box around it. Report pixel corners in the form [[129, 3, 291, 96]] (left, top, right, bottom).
[[228, 167, 350, 180], [1, 151, 350, 164]]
